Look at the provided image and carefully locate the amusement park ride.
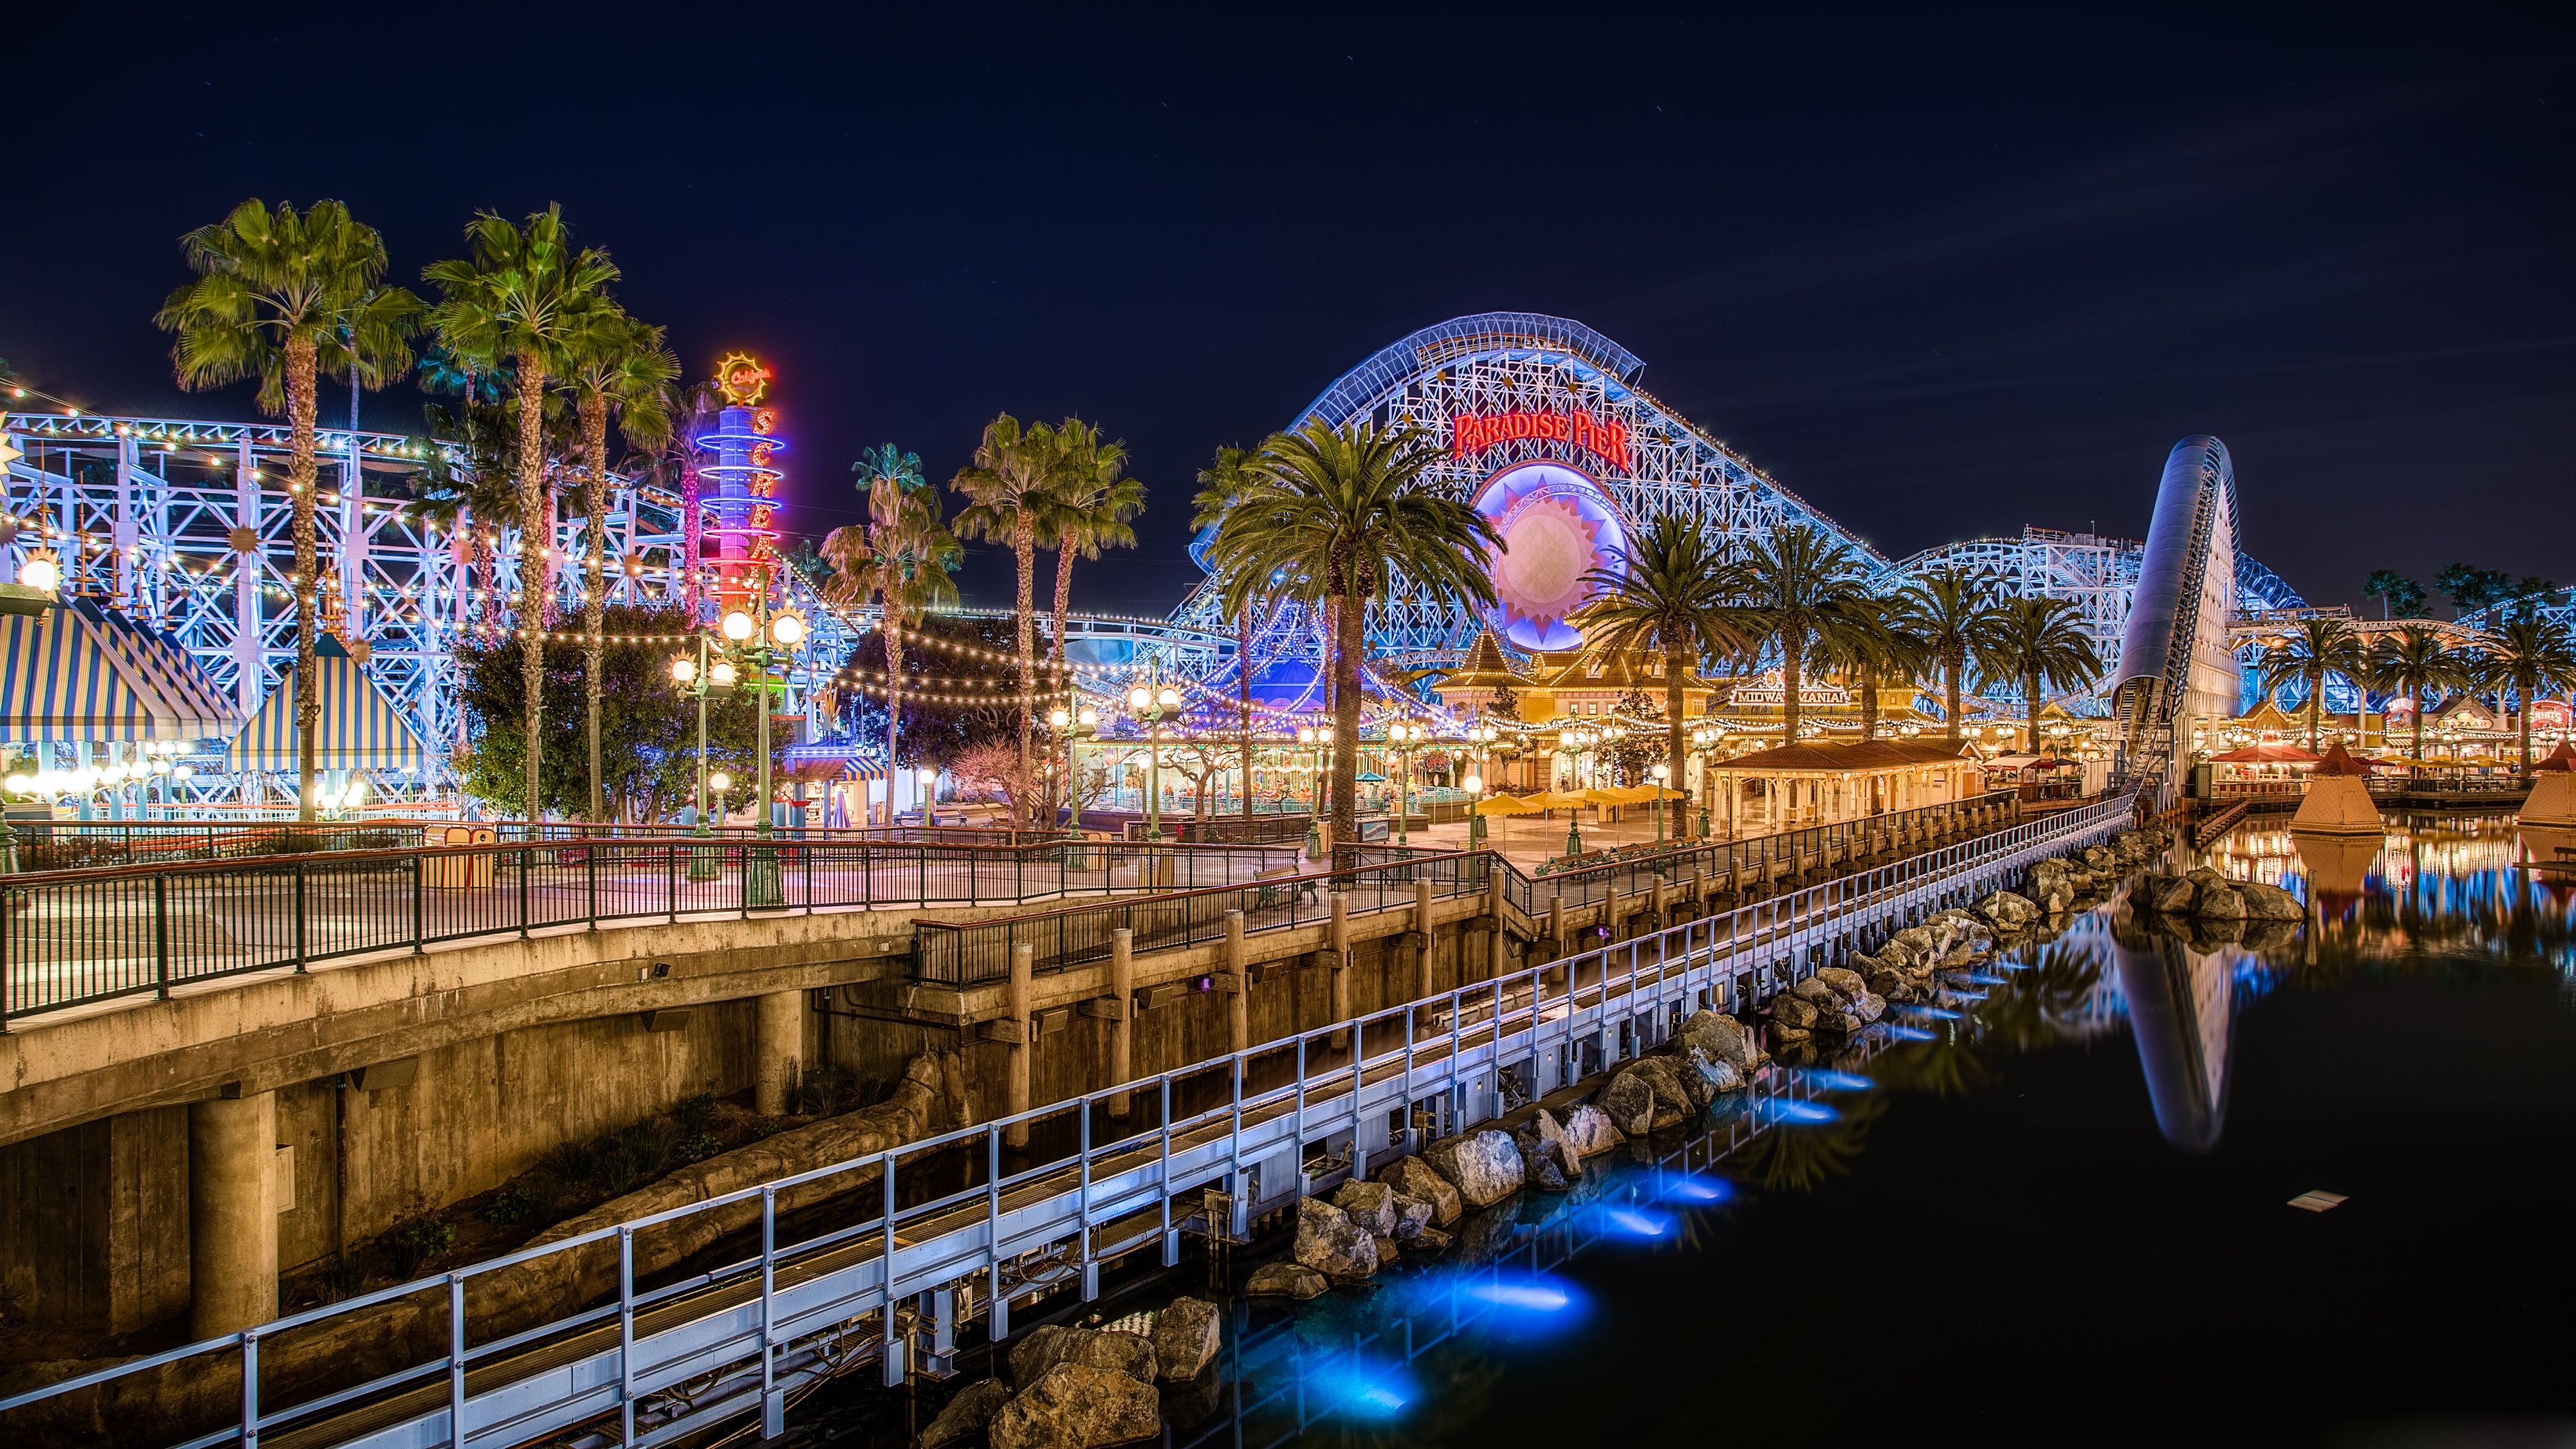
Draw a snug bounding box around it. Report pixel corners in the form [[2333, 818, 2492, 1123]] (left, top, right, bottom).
[[0, 315, 2315, 804]]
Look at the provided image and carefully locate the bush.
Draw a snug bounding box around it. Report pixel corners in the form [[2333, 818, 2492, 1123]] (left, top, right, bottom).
[[594, 1122, 678, 1197], [389, 1214, 457, 1279], [674, 1131, 724, 1167], [673, 1092, 719, 1132], [539, 1139, 599, 1187], [794, 1066, 858, 1118], [482, 1183, 549, 1227]]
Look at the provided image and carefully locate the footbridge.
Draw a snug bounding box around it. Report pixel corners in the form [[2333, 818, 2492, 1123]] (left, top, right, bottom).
[[0, 792, 2136, 1448]]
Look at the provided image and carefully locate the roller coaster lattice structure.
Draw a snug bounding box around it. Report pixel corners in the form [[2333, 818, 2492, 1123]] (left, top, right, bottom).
[[1172, 312, 2307, 712], [0, 411, 870, 790]]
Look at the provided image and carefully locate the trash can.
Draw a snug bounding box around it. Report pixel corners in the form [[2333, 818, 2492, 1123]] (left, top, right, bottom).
[[425, 825, 496, 888]]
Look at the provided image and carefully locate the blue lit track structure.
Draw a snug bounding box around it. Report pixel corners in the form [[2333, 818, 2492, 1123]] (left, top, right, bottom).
[[2111, 436, 2253, 738], [1187, 315, 2305, 717]]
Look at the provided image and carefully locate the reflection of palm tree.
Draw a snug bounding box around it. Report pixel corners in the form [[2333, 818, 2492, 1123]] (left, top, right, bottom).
[[1975, 938, 2107, 1051], [1733, 1091, 1887, 1193], [1869, 1034, 1992, 1099]]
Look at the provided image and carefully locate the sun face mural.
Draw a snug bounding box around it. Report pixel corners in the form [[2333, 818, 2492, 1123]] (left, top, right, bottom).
[[1472, 462, 1628, 651]]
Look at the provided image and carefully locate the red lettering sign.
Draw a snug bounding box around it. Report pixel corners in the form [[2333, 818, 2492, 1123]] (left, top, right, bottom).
[[1450, 407, 1631, 471]]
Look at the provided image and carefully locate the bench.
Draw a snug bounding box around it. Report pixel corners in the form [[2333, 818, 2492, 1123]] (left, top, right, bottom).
[[1249, 863, 1319, 911]]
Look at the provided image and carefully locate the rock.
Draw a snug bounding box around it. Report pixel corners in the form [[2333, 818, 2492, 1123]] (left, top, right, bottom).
[[1386, 1190, 1438, 1242], [922, 1378, 1014, 1449], [1010, 1324, 1158, 1389], [1812, 966, 1867, 1003], [2243, 918, 2302, 953], [1630, 1053, 1705, 1114], [2239, 879, 2303, 920], [1891, 924, 1936, 961], [1864, 967, 1911, 1002], [1409, 1224, 1452, 1251], [1599, 1067, 1659, 1134], [1424, 1129, 1525, 1208], [1292, 1196, 1379, 1278], [1330, 1179, 1399, 1237], [2145, 874, 2197, 913], [1377, 1156, 1462, 1226], [1559, 1104, 1627, 1157], [2081, 844, 2117, 871], [1976, 890, 2041, 929], [1679, 1010, 1767, 1072], [1375, 1236, 1401, 1267], [1244, 1262, 1328, 1299], [1533, 1110, 1587, 1177], [1772, 993, 1821, 1030], [2193, 883, 2247, 920], [1515, 1128, 1575, 1191], [1852, 991, 1887, 1024], [988, 1362, 1162, 1449], [1685, 1045, 1744, 1095], [1150, 1297, 1222, 1382]]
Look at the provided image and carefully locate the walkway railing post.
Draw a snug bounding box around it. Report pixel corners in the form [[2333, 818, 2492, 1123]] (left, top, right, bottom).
[[446, 1271, 466, 1448], [411, 853, 425, 954], [517, 847, 530, 939], [153, 873, 170, 998], [586, 838, 598, 931], [292, 859, 307, 969]]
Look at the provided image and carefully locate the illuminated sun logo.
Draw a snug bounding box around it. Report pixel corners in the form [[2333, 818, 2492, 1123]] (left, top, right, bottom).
[[1488, 490, 1605, 648]]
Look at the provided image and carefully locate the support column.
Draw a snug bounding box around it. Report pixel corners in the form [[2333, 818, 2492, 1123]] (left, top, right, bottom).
[[1108, 928, 1134, 1120], [1651, 877, 1670, 934], [1006, 943, 1033, 1149], [189, 1091, 278, 1339], [1328, 892, 1351, 1022], [1412, 879, 1436, 1002], [755, 989, 804, 1116], [1486, 871, 1507, 979], [1224, 910, 1249, 1055]]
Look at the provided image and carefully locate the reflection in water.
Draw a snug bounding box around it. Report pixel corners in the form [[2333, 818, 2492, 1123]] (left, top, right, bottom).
[[2108, 908, 2239, 1152]]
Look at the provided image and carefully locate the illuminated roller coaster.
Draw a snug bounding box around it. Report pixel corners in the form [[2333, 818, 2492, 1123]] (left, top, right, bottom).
[[1173, 312, 2307, 721]]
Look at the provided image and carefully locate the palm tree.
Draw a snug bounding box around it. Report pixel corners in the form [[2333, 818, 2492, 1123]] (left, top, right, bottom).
[[1044, 421, 1145, 671], [1572, 514, 1756, 798], [1982, 596, 2105, 751], [951, 415, 1064, 816], [2366, 625, 2470, 769], [1740, 525, 1867, 744], [413, 396, 524, 623], [2253, 616, 2366, 753], [1203, 419, 1501, 855], [423, 205, 621, 822], [154, 199, 423, 821], [1819, 590, 1925, 744], [1193, 445, 1265, 822], [825, 447, 960, 820], [2477, 612, 2576, 775], [561, 309, 678, 822], [1895, 567, 2000, 744]]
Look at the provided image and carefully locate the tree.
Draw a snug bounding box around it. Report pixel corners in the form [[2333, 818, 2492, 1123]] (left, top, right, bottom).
[[1982, 596, 2105, 751], [827, 614, 1018, 770], [1044, 420, 1145, 670], [1202, 419, 1501, 856], [561, 308, 678, 822], [2366, 625, 2470, 768], [2477, 613, 2576, 775], [1741, 525, 1868, 745], [413, 396, 523, 621], [947, 740, 1046, 824], [823, 445, 961, 820], [2253, 615, 2365, 753], [154, 199, 423, 820], [951, 415, 1065, 818], [1819, 589, 1924, 744], [455, 604, 759, 820], [2361, 570, 2428, 620], [1193, 445, 1265, 822], [424, 205, 621, 821], [1572, 513, 1756, 803], [1896, 567, 2000, 743], [2434, 564, 2515, 616]]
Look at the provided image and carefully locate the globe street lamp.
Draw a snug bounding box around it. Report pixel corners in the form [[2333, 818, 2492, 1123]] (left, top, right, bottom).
[[1556, 728, 1595, 857], [1045, 695, 1101, 831], [1651, 761, 1671, 843], [1689, 722, 1729, 839], [1463, 768, 1487, 846], [1126, 662, 1182, 842], [1385, 722, 1426, 845]]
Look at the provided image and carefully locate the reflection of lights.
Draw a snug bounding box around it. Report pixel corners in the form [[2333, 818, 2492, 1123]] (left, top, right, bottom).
[[1881, 1023, 1937, 1041], [1798, 1069, 1875, 1093], [1308, 1358, 1415, 1419], [1765, 1099, 1840, 1126], [1660, 1173, 1735, 1205], [1896, 1004, 1963, 1021], [1597, 1205, 1674, 1240]]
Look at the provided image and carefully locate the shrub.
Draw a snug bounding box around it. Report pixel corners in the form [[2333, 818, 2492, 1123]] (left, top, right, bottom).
[[674, 1132, 724, 1167], [388, 1214, 457, 1279], [594, 1122, 678, 1197], [673, 1092, 719, 1132], [539, 1139, 599, 1187], [482, 1183, 548, 1227]]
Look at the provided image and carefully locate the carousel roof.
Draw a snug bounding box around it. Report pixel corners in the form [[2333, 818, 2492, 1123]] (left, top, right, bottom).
[[1715, 739, 1975, 774]]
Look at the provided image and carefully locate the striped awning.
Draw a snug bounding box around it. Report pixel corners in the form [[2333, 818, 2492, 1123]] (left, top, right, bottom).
[[77, 602, 241, 740], [839, 760, 888, 782], [784, 739, 887, 782], [227, 638, 427, 771], [0, 603, 225, 743]]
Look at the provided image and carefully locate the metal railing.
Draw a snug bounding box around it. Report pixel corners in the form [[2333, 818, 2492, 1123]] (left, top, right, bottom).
[[0, 818, 1073, 871], [0, 783, 2133, 1449], [0, 838, 1300, 1026]]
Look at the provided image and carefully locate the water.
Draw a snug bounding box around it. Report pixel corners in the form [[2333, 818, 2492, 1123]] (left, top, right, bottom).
[[797, 816, 2576, 1447]]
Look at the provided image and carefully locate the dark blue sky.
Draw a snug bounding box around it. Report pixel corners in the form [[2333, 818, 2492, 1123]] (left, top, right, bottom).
[[6, 5, 2570, 615]]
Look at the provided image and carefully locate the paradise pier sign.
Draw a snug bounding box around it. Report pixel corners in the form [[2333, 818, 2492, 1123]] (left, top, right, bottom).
[[1449, 407, 1633, 472]]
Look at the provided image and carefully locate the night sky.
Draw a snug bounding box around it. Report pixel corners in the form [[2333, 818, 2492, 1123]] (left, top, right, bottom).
[[5, 6, 2570, 617]]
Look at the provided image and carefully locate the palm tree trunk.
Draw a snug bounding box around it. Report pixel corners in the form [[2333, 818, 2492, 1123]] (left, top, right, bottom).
[[1331, 590, 1363, 860], [1238, 606, 1254, 822], [582, 396, 608, 824], [2521, 682, 2534, 775], [515, 358, 548, 826], [1859, 658, 1880, 741], [1945, 650, 1964, 744], [1051, 543, 1074, 672], [1664, 644, 1686, 813], [286, 336, 320, 824], [2027, 669, 2043, 752], [2416, 702, 2427, 777], [2308, 670, 2322, 753], [1782, 637, 1804, 745], [885, 628, 904, 826], [1013, 516, 1034, 827]]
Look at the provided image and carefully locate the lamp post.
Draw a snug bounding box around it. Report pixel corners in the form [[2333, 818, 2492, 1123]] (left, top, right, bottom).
[[721, 595, 806, 906], [1689, 722, 1728, 838], [1556, 727, 1594, 857], [1045, 694, 1100, 831], [671, 637, 734, 880], [1126, 660, 1181, 842], [1462, 724, 1498, 847], [1651, 761, 1670, 844], [1385, 722, 1425, 845]]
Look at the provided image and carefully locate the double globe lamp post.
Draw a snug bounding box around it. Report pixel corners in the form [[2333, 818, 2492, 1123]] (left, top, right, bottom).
[[671, 600, 806, 899], [1126, 674, 1181, 843]]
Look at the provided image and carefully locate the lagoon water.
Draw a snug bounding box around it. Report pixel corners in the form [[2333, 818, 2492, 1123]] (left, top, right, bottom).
[[798, 816, 2576, 1448]]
